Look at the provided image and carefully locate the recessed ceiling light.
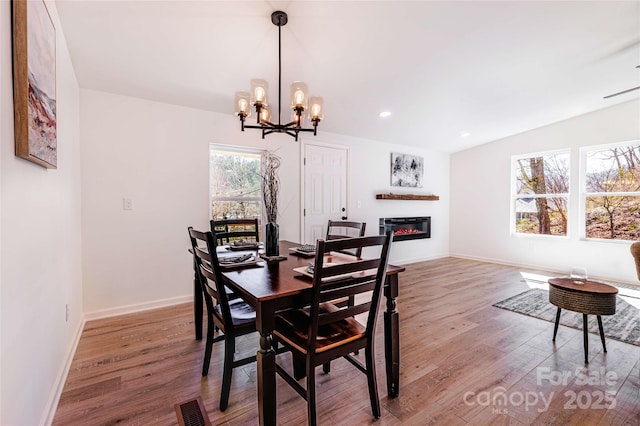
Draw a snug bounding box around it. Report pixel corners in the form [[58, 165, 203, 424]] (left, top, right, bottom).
[[460, 132, 471, 137], [379, 111, 391, 118]]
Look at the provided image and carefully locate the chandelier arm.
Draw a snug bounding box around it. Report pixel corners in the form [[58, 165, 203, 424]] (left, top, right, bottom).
[[263, 129, 282, 137]]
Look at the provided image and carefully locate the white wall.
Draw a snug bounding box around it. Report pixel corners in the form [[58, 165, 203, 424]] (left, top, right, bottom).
[[80, 89, 300, 314], [305, 134, 450, 265], [80, 89, 451, 315], [450, 100, 640, 284], [0, 1, 83, 424]]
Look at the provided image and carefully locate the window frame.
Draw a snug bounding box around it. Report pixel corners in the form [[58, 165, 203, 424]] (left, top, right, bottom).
[[579, 139, 640, 242], [209, 144, 264, 225], [510, 149, 571, 239]]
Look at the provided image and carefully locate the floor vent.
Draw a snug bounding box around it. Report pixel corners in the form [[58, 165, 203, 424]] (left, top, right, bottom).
[[175, 396, 211, 426]]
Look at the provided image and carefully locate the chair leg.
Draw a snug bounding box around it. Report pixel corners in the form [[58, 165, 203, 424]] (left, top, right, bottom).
[[365, 344, 381, 419], [322, 362, 330, 374], [306, 365, 317, 426], [220, 335, 236, 411], [293, 354, 306, 380], [552, 307, 561, 342], [202, 317, 215, 376]]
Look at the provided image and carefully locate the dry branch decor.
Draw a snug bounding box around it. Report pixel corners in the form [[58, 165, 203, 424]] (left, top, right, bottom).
[[262, 151, 281, 255], [261, 151, 281, 223]]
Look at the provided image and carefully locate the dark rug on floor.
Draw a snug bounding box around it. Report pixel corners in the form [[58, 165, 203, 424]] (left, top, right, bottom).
[[493, 288, 640, 347]]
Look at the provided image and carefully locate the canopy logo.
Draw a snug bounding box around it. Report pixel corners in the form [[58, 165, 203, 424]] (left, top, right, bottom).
[[462, 367, 618, 414]]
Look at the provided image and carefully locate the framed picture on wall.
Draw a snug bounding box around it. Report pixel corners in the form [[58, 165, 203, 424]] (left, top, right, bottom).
[[12, 0, 57, 169], [391, 152, 423, 187]]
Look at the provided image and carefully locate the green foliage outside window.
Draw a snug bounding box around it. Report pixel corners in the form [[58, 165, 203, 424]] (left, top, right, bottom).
[[210, 148, 262, 221]]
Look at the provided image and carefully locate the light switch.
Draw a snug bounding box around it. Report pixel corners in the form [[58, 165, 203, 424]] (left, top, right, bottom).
[[123, 198, 134, 210]]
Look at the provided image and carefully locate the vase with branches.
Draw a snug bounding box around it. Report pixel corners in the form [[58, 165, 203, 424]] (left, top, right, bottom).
[[262, 151, 281, 255]]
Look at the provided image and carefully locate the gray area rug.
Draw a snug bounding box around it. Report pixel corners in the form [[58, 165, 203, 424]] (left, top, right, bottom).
[[493, 288, 640, 346]]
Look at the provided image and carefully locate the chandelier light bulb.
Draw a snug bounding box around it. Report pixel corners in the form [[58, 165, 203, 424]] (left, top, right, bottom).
[[234, 91, 251, 117], [290, 82, 308, 110], [260, 105, 271, 123], [308, 97, 324, 120], [250, 79, 269, 106]]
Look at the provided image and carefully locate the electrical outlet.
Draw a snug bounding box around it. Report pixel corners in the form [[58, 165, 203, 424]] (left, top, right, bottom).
[[65, 304, 69, 322], [123, 198, 134, 210]]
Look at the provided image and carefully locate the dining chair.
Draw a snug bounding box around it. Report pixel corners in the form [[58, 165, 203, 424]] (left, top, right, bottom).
[[187, 227, 257, 411], [326, 220, 366, 257], [273, 232, 393, 426], [210, 218, 259, 247]]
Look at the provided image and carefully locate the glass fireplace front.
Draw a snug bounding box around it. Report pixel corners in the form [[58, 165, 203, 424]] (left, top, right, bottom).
[[379, 216, 431, 242]]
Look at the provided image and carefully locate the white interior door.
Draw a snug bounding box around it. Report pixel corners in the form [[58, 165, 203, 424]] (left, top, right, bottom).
[[303, 143, 348, 245]]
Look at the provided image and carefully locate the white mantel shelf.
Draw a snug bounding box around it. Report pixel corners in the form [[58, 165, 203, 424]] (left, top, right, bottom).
[[375, 194, 440, 201]]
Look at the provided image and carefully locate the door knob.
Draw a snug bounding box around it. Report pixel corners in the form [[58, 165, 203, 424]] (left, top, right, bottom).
[[342, 216, 347, 220]]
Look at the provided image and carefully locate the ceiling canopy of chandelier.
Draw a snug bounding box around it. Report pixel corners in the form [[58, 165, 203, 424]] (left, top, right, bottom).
[[234, 11, 324, 141]]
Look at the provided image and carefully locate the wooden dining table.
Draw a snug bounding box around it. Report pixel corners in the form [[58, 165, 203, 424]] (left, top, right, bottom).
[[191, 240, 405, 425]]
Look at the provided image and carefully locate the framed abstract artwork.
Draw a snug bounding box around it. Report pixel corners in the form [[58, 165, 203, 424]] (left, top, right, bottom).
[[12, 0, 57, 169], [391, 152, 423, 188]]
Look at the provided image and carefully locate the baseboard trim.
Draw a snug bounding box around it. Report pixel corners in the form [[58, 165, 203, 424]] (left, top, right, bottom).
[[450, 252, 576, 276], [41, 317, 85, 426], [392, 252, 449, 266], [448, 252, 640, 286], [84, 294, 192, 321]]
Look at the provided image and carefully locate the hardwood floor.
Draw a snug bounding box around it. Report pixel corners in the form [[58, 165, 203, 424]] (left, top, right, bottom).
[[53, 258, 640, 425]]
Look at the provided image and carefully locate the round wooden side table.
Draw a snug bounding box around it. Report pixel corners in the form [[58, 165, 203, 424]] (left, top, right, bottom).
[[548, 278, 618, 363]]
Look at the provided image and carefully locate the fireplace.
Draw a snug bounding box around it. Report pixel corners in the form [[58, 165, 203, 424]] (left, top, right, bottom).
[[379, 216, 431, 241]]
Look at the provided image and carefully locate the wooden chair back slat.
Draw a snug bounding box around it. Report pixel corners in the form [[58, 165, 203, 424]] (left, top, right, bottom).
[[319, 259, 381, 278], [318, 279, 376, 303], [210, 218, 259, 246], [317, 303, 372, 326]]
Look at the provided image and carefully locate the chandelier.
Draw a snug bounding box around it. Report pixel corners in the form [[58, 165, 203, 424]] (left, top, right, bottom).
[[234, 11, 324, 141]]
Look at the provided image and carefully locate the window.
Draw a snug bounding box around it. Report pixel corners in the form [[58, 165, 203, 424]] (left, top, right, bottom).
[[210, 147, 262, 221], [582, 141, 640, 241], [512, 151, 569, 236]]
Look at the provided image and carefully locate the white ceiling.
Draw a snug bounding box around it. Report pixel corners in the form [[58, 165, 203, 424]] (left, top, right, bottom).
[[55, 0, 640, 153]]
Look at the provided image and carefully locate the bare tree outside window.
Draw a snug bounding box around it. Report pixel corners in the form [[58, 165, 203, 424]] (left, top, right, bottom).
[[514, 152, 569, 236], [210, 148, 262, 221], [584, 143, 640, 240]]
